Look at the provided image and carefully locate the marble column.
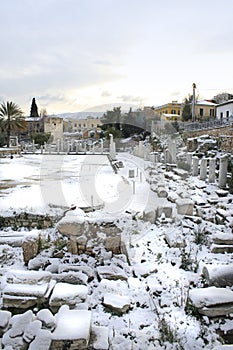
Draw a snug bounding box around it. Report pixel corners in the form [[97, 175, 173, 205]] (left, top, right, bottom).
[[192, 157, 199, 176], [100, 139, 104, 154], [168, 140, 176, 164], [186, 153, 192, 172], [56, 139, 60, 153], [165, 149, 172, 164], [109, 134, 116, 160], [60, 139, 64, 152], [200, 158, 207, 181], [138, 141, 144, 158], [208, 158, 216, 183], [218, 155, 228, 188]]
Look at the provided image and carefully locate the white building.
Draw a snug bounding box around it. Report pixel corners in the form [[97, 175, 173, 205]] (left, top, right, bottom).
[[216, 99, 233, 121]]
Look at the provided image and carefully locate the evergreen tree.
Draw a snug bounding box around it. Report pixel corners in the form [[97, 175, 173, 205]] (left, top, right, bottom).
[[101, 107, 122, 130], [182, 97, 192, 122], [30, 98, 39, 118]]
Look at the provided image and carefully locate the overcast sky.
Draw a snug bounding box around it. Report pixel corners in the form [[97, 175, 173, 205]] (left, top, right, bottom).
[[0, 0, 233, 115]]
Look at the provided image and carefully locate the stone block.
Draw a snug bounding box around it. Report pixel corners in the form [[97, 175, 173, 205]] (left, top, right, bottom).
[[105, 234, 121, 254], [157, 205, 173, 218], [22, 235, 39, 265], [176, 198, 194, 216], [203, 265, 233, 287], [49, 283, 88, 308], [51, 307, 91, 350], [157, 187, 168, 198], [189, 286, 233, 317], [142, 208, 156, 223]]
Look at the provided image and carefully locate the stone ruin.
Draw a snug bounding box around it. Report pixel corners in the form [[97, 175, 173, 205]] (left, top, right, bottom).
[[56, 209, 122, 256]]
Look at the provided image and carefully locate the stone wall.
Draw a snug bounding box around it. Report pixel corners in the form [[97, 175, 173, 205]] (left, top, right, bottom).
[[183, 125, 233, 153], [57, 216, 122, 256], [0, 213, 57, 230]]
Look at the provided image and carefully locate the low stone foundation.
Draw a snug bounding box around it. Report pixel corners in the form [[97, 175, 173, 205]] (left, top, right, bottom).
[[57, 213, 122, 255], [0, 213, 57, 230]]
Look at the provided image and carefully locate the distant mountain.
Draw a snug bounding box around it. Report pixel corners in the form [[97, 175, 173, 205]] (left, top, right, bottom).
[[57, 112, 104, 120], [55, 103, 139, 119], [82, 103, 139, 113]]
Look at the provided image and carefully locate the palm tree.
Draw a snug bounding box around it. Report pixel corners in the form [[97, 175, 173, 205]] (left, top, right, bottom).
[[0, 101, 26, 147]]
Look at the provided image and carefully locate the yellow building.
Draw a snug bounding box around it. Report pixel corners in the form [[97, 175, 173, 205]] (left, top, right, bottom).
[[194, 100, 216, 120], [154, 101, 182, 117], [154, 100, 216, 121]]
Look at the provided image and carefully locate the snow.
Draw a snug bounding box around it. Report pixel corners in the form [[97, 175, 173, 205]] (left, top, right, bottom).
[[28, 329, 52, 350], [189, 287, 233, 308], [103, 293, 130, 311], [53, 307, 91, 341], [49, 282, 88, 305], [3, 283, 49, 297], [0, 153, 151, 216], [1, 151, 233, 348]]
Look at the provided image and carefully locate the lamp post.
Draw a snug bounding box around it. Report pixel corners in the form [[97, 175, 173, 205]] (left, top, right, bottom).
[[192, 83, 196, 122]]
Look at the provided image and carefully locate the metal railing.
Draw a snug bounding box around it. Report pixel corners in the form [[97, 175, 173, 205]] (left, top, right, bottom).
[[181, 118, 233, 132]]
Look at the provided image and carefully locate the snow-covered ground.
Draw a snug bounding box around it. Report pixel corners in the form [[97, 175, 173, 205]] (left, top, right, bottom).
[[0, 153, 151, 217], [0, 151, 233, 349]]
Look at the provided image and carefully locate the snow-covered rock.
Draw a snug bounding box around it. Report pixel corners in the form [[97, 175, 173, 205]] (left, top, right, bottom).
[[28, 329, 52, 350], [91, 325, 109, 350], [103, 292, 130, 314], [36, 309, 56, 330], [189, 286, 233, 317], [49, 282, 88, 308], [5, 269, 51, 285], [52, 306, 91, 349], [203, 264, 233, 287], [96, 264, 128, 281], [0, 310, 11, 336], [133, 262, 158, 278], [176, 198, 194, 216]]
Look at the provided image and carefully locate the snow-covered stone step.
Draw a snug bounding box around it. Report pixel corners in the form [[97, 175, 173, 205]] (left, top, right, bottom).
[[2, 280, 56, 309], [96, 264, 128, 281], [212, 232, 233, 245], [49, 282, 88, 309], [211, 244, 233, 254], [189, 286, 233, 317], [0, 235, 24, 247], [5, 269, 52, 285], [203, 265, 233, 287]]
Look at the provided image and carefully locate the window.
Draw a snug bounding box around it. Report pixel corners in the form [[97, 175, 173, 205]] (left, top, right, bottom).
[[74, 123, 77, 127], [171, 110, 176, 114], [79, 124, 81, 127], [210, 109, 214, 117], [226, 111, 229, 120], [220, 112, 223, 120], [199, 108, 203, 117]]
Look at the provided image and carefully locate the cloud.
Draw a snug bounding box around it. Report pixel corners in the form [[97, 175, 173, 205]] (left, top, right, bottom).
[[93, 60, 113, 66], [101, 91, 112, 97], [38, 94, 66, 103], [117, 95, 144, 103]]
